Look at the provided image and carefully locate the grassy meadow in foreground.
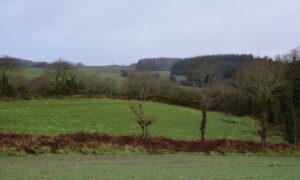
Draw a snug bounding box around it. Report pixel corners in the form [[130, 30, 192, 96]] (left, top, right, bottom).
[[0, 98, 281, 142], [1, 155, 299, 180]]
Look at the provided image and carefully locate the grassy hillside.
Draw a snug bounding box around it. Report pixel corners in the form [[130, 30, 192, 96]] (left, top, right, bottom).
[[15, 68, 44, 78], [15, 67, 189, 84], [15, 66, 130, 79], [80, 65, 131, 73], [79, 66, 126, 82], [0, 99, 282, 142]]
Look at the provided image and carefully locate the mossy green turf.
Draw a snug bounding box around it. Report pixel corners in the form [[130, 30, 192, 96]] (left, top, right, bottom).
[[1, 155, 299, 180], [0, 98, 281, 142]]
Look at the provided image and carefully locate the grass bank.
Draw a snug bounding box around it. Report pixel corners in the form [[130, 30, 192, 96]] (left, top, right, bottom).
[[0, 98, 282, 142]]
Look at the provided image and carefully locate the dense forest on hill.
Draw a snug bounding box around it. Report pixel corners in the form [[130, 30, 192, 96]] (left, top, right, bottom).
[[170, 54, 254, 81]]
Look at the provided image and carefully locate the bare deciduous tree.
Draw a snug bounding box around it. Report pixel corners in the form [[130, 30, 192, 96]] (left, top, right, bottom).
[[236, 59, 286, 146], [102, 77, 118, 97], [189, 60, 220, 140], [127, 71, 156, 139], [290, 101, 299, 149], [276, 46, 300, 62], [49, 59, 80, 94], [189, 60, 219, 88], [0, 56, 19, 96], [130, 103, 155, 139], [199, 88, 219, 140]]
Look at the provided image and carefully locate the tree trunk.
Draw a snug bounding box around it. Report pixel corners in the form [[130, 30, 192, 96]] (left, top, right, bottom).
[[110, 80, 113, 97], [260, 108, 268, 147], [291, 105, 297, 149], [200, 109, 207, 140], [142, 126, 147, 139], [260, 119, 267, 146], [1, 73, 9, 95]]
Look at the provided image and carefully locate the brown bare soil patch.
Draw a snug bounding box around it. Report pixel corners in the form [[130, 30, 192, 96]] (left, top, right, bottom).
[[0, 133, 298, 155]]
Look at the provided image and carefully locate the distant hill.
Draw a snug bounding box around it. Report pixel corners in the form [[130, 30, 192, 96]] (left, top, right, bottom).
[[0, 56, 50, 68], [135, 58, 182, 71], [0, 56, 87, 68]]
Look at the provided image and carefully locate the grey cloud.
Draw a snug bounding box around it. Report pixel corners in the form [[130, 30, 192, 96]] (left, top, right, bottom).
[[0, 0, 299, 65]]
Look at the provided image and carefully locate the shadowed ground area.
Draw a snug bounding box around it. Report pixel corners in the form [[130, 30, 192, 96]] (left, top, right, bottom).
[[0, 155, 299, 180]]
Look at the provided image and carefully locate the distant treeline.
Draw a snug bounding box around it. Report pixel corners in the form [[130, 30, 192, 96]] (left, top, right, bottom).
[[0, 56, 84, 68], [0, 56, 50, 68]]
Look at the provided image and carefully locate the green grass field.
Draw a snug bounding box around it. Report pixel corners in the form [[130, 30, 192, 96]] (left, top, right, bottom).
[[15, 67, 189, 86], [143, 71, 188, 81], [1, 154, 299, 179], [0, 98, 281, 142], [16, 66, 127, 80], [15, 68, 45, 78], [0, 99, 297, 179], [149, 70, 170, 77], [16, 66, 186, 81], [79, 66, 127, 81], [80, 65, 131, 73]]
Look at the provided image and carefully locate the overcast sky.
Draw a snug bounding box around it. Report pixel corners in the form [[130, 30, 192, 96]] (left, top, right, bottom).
[[0, 0, 299, 65]]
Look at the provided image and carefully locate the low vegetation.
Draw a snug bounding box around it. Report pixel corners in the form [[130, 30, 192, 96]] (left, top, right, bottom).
[[1, 133, 297, 156], [1, 155, 300, 179]]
